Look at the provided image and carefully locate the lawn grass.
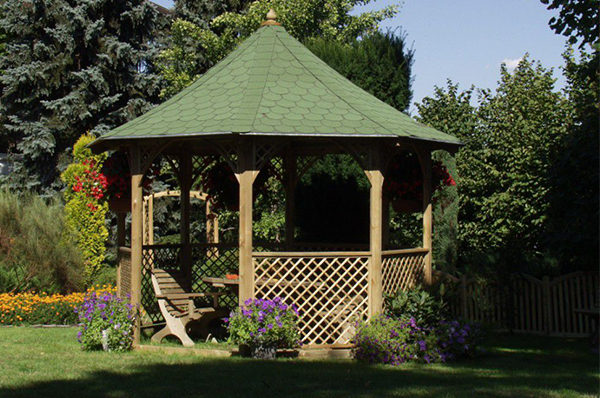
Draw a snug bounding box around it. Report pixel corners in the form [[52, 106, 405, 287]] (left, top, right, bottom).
[[0, 327, 598, 398]]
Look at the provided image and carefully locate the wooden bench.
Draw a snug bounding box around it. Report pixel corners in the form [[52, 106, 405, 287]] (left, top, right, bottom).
[[151, 268, 227, 347]]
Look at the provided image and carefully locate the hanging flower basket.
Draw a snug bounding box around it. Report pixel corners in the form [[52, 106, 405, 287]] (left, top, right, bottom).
[[108, 196, 131, 213], [391, 198, 422, 214]]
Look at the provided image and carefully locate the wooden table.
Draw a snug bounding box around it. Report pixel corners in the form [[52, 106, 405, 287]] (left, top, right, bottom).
[[202, 276, 239, 296]]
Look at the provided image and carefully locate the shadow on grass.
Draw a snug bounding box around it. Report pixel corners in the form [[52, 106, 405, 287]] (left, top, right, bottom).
[[1, 334, 598, 398]]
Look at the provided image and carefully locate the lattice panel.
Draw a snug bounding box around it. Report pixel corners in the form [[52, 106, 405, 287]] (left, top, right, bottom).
[[381, 252, 427, 296], [254, 255, 370, 346], [191, 244, 239, 308]]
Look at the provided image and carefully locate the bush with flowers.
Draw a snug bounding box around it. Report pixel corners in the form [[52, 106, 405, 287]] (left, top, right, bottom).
[[226, 297, 301, 358], [0, 285, 115, 326], [76, 291, 135, 352], [61, 134, 109, 280], [352, 314, 482, 365]]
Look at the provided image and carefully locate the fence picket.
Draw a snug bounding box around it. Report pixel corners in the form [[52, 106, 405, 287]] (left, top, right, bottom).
[[435, 271, 597, 338]]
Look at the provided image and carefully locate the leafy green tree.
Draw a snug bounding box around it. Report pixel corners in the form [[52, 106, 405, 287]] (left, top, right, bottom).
[[305, 29, 414, 112], [540, 0, 599, 272], [0, 0, 163, 193], [418, 57, 569, 276], [540, 0, 599, 48], [174, 0, 249, 28], [159, 0, 398, 98], [416, 82, 478, 273]]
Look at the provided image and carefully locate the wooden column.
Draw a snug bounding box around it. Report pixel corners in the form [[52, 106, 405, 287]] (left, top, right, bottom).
[[284, 151, 296, 251], [421, 150, 433, 285], [237, 142, 255, 305], [116, 212, 126, 297], [180, 152, 192, 282], [130, 146, 144, 345], [368, 148, 384, 317]]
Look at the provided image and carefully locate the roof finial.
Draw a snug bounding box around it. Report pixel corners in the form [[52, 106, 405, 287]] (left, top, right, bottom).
[[261, 9, 281, 26]]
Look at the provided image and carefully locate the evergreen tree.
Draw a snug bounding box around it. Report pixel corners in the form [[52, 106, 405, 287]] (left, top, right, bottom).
[[174, 0, 249, 28], [305, 29, 414, 112], [0, 0, 164, 193]]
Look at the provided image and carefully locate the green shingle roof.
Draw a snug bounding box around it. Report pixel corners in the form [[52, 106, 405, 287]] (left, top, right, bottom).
[[92, 24, 461, 147]]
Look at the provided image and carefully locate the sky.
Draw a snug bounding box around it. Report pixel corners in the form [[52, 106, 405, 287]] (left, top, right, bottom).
[[153, 0, 568, 113]]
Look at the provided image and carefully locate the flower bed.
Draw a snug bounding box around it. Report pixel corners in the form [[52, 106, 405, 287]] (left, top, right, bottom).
[[352, 314, 482, 365], [0, 286, 115, 326]]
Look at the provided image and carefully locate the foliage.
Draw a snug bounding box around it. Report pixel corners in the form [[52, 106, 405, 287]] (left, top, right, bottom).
[[352, 314, 482, 365], [76, 291, 135, 352], [305, 29, 413, 111], [540, 0, 599, 48], [384, 286, 451, 329], [159, 0, 398, 99], [174, 0, 249, 28], [0, 190, 83, 294], [226, 298, 301, 348], [416, 83, 477, 272], [417, 56, 569, 276], [0, 285, 114, 326], [61, 134, 109, 282], [0, 0, 163, 193]]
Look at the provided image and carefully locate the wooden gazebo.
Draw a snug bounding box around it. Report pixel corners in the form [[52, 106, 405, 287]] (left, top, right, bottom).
[[90, 11, 461, 348]]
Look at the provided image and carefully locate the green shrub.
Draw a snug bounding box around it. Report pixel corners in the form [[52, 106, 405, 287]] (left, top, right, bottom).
[[61, 134, 109, 282], [384, 285, 451, 328], [0, 190, 84, 293]]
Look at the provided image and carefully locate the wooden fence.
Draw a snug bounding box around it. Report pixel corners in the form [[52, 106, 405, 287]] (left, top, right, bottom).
[[434, 271, 599, 337]]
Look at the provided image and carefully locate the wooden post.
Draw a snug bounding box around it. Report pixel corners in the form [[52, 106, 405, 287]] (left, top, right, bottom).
[[543, 276, 551, 336], [116, 212, 126, 297], [421, 150, 433, 285], [284, 151, 296, 251], [368, 147, 384, 317], [460, 274, 468, 319], [130, 146, 144, 345], [180, 152, 192, 282], [206, 199, 219, 245], [237, 141, 255, 305]]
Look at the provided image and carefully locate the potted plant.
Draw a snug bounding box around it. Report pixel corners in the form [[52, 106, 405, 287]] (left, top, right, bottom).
[[226, 297, 301, 359]]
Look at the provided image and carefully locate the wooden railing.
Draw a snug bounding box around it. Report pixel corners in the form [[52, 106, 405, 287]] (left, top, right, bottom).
[[253, 251, 371, 347], [435, 271, 599, 337], [381, 248, 428, 297]]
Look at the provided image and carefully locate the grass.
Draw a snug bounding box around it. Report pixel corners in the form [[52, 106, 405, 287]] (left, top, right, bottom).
[[0, 327, 598, 398]]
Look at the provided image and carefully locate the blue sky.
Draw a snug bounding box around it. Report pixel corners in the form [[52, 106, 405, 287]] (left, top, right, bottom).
[[153, 0, 567, 113]]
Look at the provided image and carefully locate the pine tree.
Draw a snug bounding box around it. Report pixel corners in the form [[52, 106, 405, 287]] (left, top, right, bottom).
[[0, 0, 164, 193], [174, 0, 249, 28]]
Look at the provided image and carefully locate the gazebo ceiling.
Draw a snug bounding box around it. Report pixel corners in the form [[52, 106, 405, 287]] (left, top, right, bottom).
[[90, 15, 461, 151]]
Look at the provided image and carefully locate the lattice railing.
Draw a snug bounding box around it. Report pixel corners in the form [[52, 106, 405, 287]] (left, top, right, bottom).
[[381, 249, 428, 297], [253, 252, 370, 347]]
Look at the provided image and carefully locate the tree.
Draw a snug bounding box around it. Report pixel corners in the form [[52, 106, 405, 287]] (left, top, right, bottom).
[[0, 0, 164, 193], [174, 0, 249, 28], [417, 57, 570, 277], [305, 29, 414, 112], [416, 82, 478, 273], [540, 0, 599, 48], [159, 0, 398, 98], [540, 0, 599, 272]]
